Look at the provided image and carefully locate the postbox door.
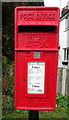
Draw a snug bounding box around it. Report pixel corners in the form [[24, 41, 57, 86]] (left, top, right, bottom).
[[14, 51, 58, 110]]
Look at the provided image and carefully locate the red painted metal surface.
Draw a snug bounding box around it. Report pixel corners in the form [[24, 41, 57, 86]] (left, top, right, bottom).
[[14, 7, 60, 111]]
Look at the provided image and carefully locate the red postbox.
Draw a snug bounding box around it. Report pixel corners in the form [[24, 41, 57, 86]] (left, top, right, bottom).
[[14, 7, 60, 111]]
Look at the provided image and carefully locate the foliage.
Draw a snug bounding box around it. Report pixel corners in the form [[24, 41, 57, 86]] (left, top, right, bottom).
[[2, 3, 18, 61], [56, 94, 68, 108], [2, 56, 14, 97], [2, 56, 14, 114], [2, 96, 14, 115], [40, 108, 67, 119]]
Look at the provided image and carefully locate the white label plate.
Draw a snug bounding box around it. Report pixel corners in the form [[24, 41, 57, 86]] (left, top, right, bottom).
[[27, 62, 45, 94]]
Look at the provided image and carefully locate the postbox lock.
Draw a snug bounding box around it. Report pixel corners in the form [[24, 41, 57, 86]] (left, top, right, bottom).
[[34, 52, 40, 58]]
